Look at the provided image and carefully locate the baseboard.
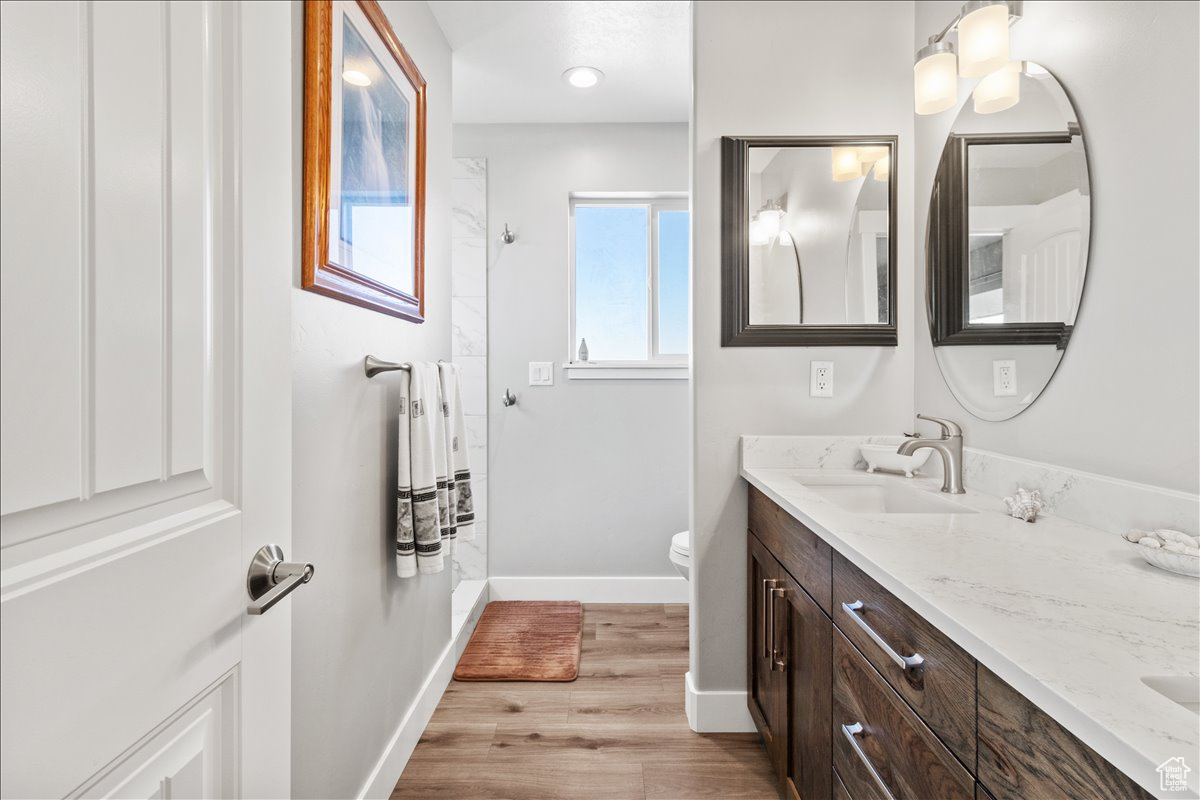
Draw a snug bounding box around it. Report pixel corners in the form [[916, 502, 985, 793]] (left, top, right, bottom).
[[684, 670, 756, 733], [488, 575, 689, 603], [356, 586, 488, 800]]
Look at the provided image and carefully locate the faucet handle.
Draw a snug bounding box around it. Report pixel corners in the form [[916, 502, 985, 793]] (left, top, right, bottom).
[[916, 414, 963, 437]]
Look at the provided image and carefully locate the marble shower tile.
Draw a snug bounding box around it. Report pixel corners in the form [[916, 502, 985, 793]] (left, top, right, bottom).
[[456, 356, 487, 417], [453, 157, 486, 179], [455, 534, 487, 581], [473, 474, 487, 523], [464, 414, 487, 475], [451, 237, 487, 298], [451, 179, 486, 238], [451, 297, 487, 357]]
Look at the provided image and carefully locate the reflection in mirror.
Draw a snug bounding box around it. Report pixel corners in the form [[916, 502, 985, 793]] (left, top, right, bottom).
[[926, 62, 1090, 420], [723, 136, 897, 346]]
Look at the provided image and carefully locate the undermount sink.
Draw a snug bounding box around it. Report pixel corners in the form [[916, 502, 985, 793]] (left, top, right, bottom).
[[1142, 676, 1200, 716], [793, 475, 977, 515]]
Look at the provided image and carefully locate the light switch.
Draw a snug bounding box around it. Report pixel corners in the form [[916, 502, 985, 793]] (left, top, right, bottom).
[[529, 362, 554, 386]]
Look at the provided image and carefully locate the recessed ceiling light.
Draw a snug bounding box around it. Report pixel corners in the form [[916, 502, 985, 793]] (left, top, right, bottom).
[[343, 69, 371, 87], [562, 66, 603, 89]]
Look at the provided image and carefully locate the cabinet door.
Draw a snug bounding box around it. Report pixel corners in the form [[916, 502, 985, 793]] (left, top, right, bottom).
[[779, 570, 833, 800], [748, 533, 786, 776]]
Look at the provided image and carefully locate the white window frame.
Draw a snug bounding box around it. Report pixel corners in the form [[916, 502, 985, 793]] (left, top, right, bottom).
[[566, 192, 689, 380]]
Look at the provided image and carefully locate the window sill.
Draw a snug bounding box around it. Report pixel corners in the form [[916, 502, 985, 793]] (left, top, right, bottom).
[[563, 362, 689, 381]]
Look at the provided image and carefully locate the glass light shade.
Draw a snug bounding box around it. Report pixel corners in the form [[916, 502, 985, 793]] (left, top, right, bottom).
[[832, 147, 863, 181], [914, 49, 958, 115], [873, 155, 890, 182], [856, 146, 889, 164], [973, 61, 1020, 114], [757, 208, 782, 240], [958, 2, 1010, 78], [748, 218, 769, 246]]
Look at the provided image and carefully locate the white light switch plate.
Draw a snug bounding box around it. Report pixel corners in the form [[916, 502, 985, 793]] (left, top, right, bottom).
[[529, 362, 554, 386], [993, 359, 1017, 397], [810, 361, 833, 397]]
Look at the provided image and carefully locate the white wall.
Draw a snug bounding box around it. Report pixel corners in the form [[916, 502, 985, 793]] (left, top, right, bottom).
[[690, 1, 916, 693], [453, 123, 690, 582], [913, 0, 1200, 493], [289, 2, 453, 797]]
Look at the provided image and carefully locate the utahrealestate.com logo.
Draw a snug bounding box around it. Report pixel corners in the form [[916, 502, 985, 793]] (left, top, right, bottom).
[[1158, 757, 1191, 792]]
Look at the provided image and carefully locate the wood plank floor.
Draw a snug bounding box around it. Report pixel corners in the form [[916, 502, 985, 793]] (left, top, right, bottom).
[[391, 603, 779, 800]]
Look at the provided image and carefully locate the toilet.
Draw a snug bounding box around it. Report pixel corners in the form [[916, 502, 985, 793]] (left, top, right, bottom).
[[669, 531, 690, 580]]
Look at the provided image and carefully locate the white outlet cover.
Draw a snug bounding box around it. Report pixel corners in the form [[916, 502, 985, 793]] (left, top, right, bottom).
[[993, 359, 1017, 397], [529, 362, 554, 386], [810, 361, 834, 398]]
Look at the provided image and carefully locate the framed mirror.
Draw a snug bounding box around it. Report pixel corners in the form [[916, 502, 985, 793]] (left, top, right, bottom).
[[722, 136, 898, 346], [926, 63, 1090, 420]]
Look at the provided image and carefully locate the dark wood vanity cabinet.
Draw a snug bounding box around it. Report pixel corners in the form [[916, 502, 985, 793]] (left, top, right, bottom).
[[746, 486, 1152, 800]]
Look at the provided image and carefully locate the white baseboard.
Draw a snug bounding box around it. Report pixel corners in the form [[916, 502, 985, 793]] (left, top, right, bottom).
[[684, 671, 756, 733], [488, 575, 689, 604], [356, 586, 489, 800]]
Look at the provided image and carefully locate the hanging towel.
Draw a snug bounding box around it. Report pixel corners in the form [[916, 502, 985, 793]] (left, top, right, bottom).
[[396, 363, 450, 577], [439, 362, 475, 544]]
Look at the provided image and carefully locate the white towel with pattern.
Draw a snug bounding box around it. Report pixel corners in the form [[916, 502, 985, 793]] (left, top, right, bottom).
[[439, 362, 475, 543], [396, 362, 449, 577]]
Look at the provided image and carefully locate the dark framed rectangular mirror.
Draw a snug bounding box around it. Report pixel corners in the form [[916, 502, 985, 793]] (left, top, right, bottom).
[[927, 129, 1085, 348], [721, 135, 898, 346]]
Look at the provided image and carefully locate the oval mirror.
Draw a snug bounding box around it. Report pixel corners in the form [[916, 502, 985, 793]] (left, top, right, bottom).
[[926, 62, 1090, 420]]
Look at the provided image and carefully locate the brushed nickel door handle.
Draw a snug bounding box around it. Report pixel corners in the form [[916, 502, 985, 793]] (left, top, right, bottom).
[[762, 578, 778, 659], [842, 722, 898, 800], [770, 587, 787, 672], [247, 545, 315, 615]]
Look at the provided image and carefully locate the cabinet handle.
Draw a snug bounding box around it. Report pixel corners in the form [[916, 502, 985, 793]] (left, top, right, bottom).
[[763, 579, 778, 659], [770, 587, 787, 671], [841, 722, 898, 800], [841, 600, 925, 672]]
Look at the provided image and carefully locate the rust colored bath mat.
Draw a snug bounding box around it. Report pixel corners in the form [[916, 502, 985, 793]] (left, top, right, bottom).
[[453, 601, 582, 682]]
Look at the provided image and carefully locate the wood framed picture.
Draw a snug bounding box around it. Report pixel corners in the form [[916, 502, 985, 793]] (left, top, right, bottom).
[[303, 0, 427, 322]]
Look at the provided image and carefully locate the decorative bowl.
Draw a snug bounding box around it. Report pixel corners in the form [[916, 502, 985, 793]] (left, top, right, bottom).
[[1127, 540, 1200, 578], [859, 442, 933, 478]]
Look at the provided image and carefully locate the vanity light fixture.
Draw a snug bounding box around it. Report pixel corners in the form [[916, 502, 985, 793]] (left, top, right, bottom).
[[831, 147, 864, 182], [342, 69, 372, 87], [562, 66, 604, 89], [873, 154, 890, 182], [755, 198, 784, 240], [974, 61, 1021, 113], [914, 0, 1023, 115]]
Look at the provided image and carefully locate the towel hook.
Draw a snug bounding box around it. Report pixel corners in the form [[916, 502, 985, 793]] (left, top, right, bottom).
[[501, 388, 517, 407], [499, 223, 516, 244]]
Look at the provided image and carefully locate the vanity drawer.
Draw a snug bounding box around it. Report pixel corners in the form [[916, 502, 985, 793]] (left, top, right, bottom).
[[833, 630, 974, 800], [748, 486, 832, 613], [832, 551, 977, 766], [977, 665, 1154, 800]]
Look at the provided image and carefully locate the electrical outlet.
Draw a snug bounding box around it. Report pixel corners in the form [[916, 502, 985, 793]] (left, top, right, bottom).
[[529, 362, 554, 386], [993, 359, 1017, 397], [810, 361, 834, 397]]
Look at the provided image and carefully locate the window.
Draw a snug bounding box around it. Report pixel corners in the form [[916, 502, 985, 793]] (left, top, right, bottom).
[[569, 194, 689, 372]]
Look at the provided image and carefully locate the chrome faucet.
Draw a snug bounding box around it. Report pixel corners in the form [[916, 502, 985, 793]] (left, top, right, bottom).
[[897, 414, 965, 494]]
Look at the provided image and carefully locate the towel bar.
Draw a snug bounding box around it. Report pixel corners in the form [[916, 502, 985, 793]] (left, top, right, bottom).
[[364, 355, 446, 378]]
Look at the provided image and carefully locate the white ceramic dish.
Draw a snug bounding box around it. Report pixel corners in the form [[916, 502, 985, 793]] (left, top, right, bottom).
[[1127, 540, 1200, 578], [859, 442, 932, 478]]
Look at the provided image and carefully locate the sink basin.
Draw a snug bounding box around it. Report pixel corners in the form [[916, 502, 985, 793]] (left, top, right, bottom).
[[1142, 676, 1200, 716], [793, 475, 977, 515]]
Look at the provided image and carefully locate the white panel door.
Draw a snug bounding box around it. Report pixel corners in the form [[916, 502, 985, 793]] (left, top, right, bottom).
[[0, 1, 294, 798]]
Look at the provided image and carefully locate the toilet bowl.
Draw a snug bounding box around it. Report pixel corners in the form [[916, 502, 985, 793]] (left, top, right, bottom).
[[669, 530, 690, 581]]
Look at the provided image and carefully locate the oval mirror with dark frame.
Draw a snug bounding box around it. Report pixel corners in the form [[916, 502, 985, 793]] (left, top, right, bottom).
[[722, 136, 898, 346], [926, 62, 1090, 420]]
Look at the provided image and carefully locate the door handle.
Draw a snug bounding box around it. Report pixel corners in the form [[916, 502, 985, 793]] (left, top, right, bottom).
[[762, 578, 778, 658], [841, 600, 924, 672], [842, 722, 898, 800], [770, 586, 787, 672], [247, 545, 314, 615]]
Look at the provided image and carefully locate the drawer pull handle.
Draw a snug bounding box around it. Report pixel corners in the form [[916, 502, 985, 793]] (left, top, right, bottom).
[[841, 600, 925, 671], [770, 587, 787, 672], [762, 579, 778, 659], [841, 722, 898, 800]]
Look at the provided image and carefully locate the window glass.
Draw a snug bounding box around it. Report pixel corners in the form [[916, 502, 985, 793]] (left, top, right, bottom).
[[574, 205, 649, 361], [657, 210, 689, 355]]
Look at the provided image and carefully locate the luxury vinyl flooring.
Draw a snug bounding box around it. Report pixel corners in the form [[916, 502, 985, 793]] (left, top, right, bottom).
[[390, 603, 778, 800]]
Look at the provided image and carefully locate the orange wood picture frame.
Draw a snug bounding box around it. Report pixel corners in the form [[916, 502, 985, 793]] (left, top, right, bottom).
[[302, 0, 427, 322]]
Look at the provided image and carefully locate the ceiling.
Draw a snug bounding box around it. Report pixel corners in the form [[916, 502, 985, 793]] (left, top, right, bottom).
[[427, 1, 690, 124]]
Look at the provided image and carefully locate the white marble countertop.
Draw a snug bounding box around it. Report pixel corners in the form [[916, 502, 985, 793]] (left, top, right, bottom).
[[740, 459, 1200, 798]]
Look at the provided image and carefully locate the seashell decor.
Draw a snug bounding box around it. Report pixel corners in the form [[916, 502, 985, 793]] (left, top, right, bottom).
[[1003, 487, 1044, 523], [1122, 528, 1200, 577]]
